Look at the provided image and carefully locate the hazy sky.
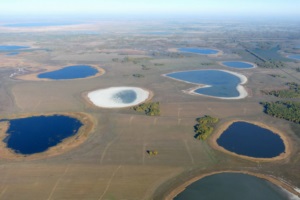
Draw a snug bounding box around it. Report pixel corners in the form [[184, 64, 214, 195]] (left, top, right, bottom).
[[1, 0, 299, 17]]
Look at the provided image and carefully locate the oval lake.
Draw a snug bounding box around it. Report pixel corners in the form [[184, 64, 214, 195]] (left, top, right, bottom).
[[174, 173, 298, 200], [217, 122, 285, 158], [179, 48, 219, 55], [222, 61, 255, 69], [165, 70, 247, 99], [0, 45, 29, 51], [38, 65, 99, 80], [3, 115, 82, 155]]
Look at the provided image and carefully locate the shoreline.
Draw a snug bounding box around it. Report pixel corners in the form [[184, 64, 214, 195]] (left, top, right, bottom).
[[165, 170, 300, 200], [84, 86, 153, 109], [218, 61, 257, 69], [168, 47, 223, 56], [14, 64, 105, 81], [0, 112, 96, 160], [209, 119, 291, 162], [162, 69, 248, 100]]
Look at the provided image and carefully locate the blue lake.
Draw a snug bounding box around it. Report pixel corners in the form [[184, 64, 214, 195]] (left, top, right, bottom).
[[222, 61, 254, 69], [179, 48, 219, 55], [165, 70, 244, 98], [4, 22, 78, 27], [288, 55, 300, 60], [112, 90, 137, 104], [174, 173, 294, 200], [217, 122, 285, 158], [38, 65, 99, 80], [0, 45, 29, 51], [3, 115, 82, 155]]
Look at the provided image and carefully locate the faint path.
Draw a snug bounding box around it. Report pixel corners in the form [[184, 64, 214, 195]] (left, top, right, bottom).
[[47, 165, 70, 200], [129, 116, 134, 125], [99, 139, 116, 164], [0, 186, 8, 199], [184, 140, 195, 165], [98, 165, 122, 200]]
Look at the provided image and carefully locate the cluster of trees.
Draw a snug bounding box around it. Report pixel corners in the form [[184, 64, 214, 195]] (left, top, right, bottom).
[[266, 82, 300, 98], [261, 101, 300, 124], [147, 150, 158, 156], [132, 74, 145, 78], [194, 115, 219, 140], [256, 60, 285, 68], [269, 74, 286, 78], [132, 102, 160, 116]]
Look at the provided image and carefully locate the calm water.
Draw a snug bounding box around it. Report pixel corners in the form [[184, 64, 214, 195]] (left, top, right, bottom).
[[222, 61, 254, 69], [111, 90, 137, 104], [4, 22, 78, 27], [3, 115, 82, 155], [166, 70, 242, 98], [217, 122, 285, 158], [288, 55, 300, 60], [0, 45, 29, 51], [179, 48, 219, 55], [38, 65, 98, 80], [175, 173, 294, 200]]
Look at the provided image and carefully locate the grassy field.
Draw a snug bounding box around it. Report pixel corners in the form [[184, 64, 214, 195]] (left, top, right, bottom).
[[0, 20, 300, 199]]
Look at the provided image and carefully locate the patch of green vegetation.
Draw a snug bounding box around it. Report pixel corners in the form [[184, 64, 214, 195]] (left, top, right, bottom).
[[132, 74, 145, 78], [261, 101, 300, 124], [132, 102, 160, 116], [154, 63, 164, 66], [141, 64, 150, 70], [201, 62, 214, 66], [256, 60, 286, 68], [147, 150, 158, 156], [194, 115, 219, 140], [269, 74, 286, 78], [266, 82, 300, 98]]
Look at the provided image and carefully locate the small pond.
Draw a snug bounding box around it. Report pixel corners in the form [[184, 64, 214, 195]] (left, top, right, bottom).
[[3, 115, 82, 155], [0, 45, 29, 51], [217, 122, 285, 158], [222, 61, 255, 69], [288, 55, 300, 61], [179, 48, 219, 55], [38, 65, 99, 80]]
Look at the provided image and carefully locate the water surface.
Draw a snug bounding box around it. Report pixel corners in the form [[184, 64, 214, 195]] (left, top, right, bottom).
[[288, 55, 300, 60], [222, 61, 254, 69], [165, 70, 244, 98], [111, 90, 137, 103], [4, 22, 78, 27], [217, 122, 285, 158], [3, 115, 82, 155], [38, 65, 98, 80], [179, 48, 219, 55], [0, 45, 29, 51], [175, 173, 295, 200]]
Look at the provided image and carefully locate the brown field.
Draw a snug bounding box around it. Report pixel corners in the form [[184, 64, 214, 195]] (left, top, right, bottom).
[[0, 20, 299, 199]]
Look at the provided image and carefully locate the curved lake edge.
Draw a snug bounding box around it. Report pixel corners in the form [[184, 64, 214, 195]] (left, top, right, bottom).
[[83, 86, 154, 109], [168, 48, 223, 56], [15, 64, 105, 81], [218, 61, 257, 69], [210, 120, 291, 162], [162, 69, 248, 99], [165, 171, 300, 200], [0, 112, 95, 160]]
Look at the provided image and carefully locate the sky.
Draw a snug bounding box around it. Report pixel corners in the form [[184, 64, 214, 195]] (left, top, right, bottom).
[[0, 0, 299, 18]]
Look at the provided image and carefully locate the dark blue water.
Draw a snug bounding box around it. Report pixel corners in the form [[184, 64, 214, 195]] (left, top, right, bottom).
[[288, 55, 300, 60], [166, 70, 241, 98], [217, 122, 285, 158], [0, 45, 29, 51], [4, 22, 78, 27], [3, 115, 82, 155], [175, 173, 292, 200], [6, 52, 19, 56], [112, 90, 137, 103], [38, 65, 98, 80], [179, 48, 219, 55], [222, 61, 254, 69]]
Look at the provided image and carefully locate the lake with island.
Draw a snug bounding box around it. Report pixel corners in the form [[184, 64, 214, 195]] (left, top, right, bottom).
[[174, 173, 298, 200], [222, 61, 255, 69], [38, 65, 99, 80], [179, 48, 219, 55], [217, 122, 285, 158], [165, 70, 247, 99], [3, 115, 82, 155]]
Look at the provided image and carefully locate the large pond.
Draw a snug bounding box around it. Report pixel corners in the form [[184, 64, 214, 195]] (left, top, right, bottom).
[[174, 173, 299, 200], [217, 122, 285, 158], [38, 65, 99, 80], [0, 45, 29, 51], [3, 115, 82, 155], [179, 48, 219, 55], [165, 70, 247, 99], [87, 87, 150, 108], [222, 61, 255, 69], [288, 55, 300, 61]]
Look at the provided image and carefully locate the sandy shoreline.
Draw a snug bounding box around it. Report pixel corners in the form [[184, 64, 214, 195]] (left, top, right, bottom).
[[15, 64, 105, 81], [218, 61, 257, 69], [85, 86, 153, 109], [162, 69, 248, 100], [0, 112, 95, 160], [209, 120, 291, 162], [165, 171, 300, 200], [168, 47, 223, 56]]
